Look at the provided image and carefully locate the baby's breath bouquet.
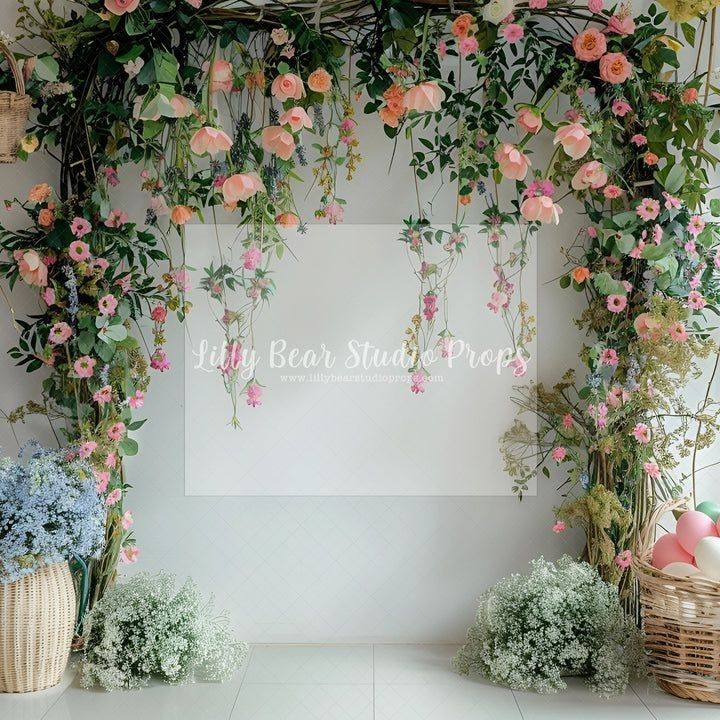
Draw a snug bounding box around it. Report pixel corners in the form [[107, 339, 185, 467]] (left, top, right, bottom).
[[454, 556, 644, 697], [81, 573, 248, 690]]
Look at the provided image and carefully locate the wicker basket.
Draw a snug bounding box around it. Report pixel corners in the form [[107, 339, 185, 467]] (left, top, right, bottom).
[[0, 41, 31, 163], [635, 499, 720, 703], [0, 562, 76, 693]]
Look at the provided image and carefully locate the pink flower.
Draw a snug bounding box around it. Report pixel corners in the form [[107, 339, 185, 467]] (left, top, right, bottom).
[[42, 287, 56, 306], [279, 106, 313, 133], [74, 355, 96, 379], [517, 107, 542, 134], [270, 73, 305, 101], [552, 521, 566, 534], [128, 389, 145, 408], [69, 240, 91, 262], [606, 15, 635, 35], [529, 0, 548, 6], [508, 355, 527, 377], [106, 488, 122, 506], [222, 173, 265, 204], [150, 347, 171, 371], [562, 414, 574, 429], [599, 52, 633, 84], [105, 452, 118, 469], [662, 191, 681, 210], [614, 550, 633, 568], [551, 446, 567, 462], [588, 0, 603, 12], [502, 23, 524, 43], [322, 202, 345, 225], [49, 322, 72, 346], [404, 82, 445, 113], [190, 126, 233, 156], [246, 383, 263, 407], [91, 258, 110, 273], [553, 123, 591, 160], [98, 294, 118, 316], [95, 471, 110, 493], [603, 184, 622, 199], [70, 217, 92, 238], [668, 321, 689, 342], [631, 422, 651, 444], [636, 198, 660, 221], [436, 40, 447, 58], [170, 268, 191, 293], [107, 422, 126, 441], [104, 209, 128, 228], [93, 385, 113, 405], [78, 441, 97, 459], [104, 0, 139, 15], [520, 195, 562, 224], [170, 94, 195, 117], [644, 461, 661, 479], [459, 35, 480, 56], [261, 125, 295, 161], [487, 291, 509, 314], [606, 294, 627, 313], [688, 215, 705, 236], [410, 371, 426, 394], [494, 143, 531, 180], [571, 161, 608, 191], [121, 511, 134, 530], [611, 99, 631, 117], [572, 28, 607, 62], [600, 348, 619, 366], [688, 290, 706, 310], [204, 59, 233, 93], [423, 293, 438, 321], [119, 546, 139, 564], [242, 245, 262, 271], [631, 133, 647, 146]]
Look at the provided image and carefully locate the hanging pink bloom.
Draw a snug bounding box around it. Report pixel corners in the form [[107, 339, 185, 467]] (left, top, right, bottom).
[[494, 143, 531, 180], [106, 488, 122, 506], [588, 0, 603, 12], [603, 184, 623, 199], [614, 550, 633, 568], [410, 371, 426, 394], [170, 268, 191, 293], [203, 59, 233, 93], [520, 195, 562, 224], [507, 355, 527, 377], [222, 172, 265, 204], [246, 383, 263, 407], [487, 291, 509, 314], [104, 209, 128, 228], [636, 198, 660, 221], [643, 462, 661, 479], [107, 422, 126, 441], [688, 290, 706, 310], [551, 447, 567, 462], [436, 40, 447, 59], [553, 123, 591, 160], [662, 191, 681, 210], [668, 321, 689, 342], [49, 322, 72, 345], [78, 441, 97, 459], [606, 294, 627, 313], [606, 15, 635, 35], [459, 35, 480, 56], [42, 286, 56, 306], [150, 348, 171, 371], [502, 24, 524, 43], [423, 293, 438, 321], [74, 355, 96, 378], [322, 202, 345, 224], [93, 385, 113, 405], [151, 304, 167, 323], [95, 471, 110, 494], [404, 82, 445, 113], [270, 73, 305, 102], [70, 217, 92, 238], [631, 423, 651, 444], [261, 126, 295, 161], [128, 389, 145, 409], [121, 510, 134, 530], [69, 240, 91, 262], [516, 106, 542, 134], [562, 414, 574, 429], [552, 521, 566, 533], [119, 546, 140, 564], [688, 215, 706, 236], [600, 348, 619, 366], [98, 294, 118, 316], [242, 245, 262, 271], [571, 161, 608, 191], [190, 126, 233, 156], [105, 452, 118, 469]]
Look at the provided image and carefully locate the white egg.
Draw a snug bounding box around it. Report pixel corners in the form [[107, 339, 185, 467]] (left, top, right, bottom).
[[662, 562, 700, 577], [693, 537, 720, 580]]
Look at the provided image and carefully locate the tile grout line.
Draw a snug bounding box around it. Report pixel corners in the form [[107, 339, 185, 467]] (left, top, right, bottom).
[[510, 689, 526, 720], [227, 643, 255, 720], [629, 683, 659, 720]]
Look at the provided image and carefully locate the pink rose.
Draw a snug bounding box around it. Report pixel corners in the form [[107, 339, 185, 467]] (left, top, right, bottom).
[[520, 195, 562, 224], [222, 173, 265, 204], [599, 52, 633, 84], [203, 59, 233, 93], [517, 106, 542, 134], [104, 0, 139, 15], [16, 249, 48, 287], [261, 126, 295, 161], [571, 160, 608, 190], [189, 126, 233, 156], [403, 82, 445, 113], [494, 143, 531, 180], [279, 106, 313, 133], [459, 36, 479, 56], [270, 73, 304, 102], [503, 24, 524, 42], [572, 28, 607, 62], [553, 123, 591, 160]]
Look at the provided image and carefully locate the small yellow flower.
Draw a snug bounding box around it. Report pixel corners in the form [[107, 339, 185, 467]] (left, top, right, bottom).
[[20, 135, 39, 153]]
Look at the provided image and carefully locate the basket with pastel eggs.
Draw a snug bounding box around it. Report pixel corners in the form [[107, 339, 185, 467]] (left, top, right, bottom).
[[634, 498, 720, 703]]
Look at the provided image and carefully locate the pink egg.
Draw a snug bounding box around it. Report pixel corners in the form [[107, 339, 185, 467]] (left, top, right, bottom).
[[676, 510, 718, 555], [652, 533, 693, 568]]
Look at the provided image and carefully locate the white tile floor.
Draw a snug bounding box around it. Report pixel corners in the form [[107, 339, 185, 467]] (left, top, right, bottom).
[[1, 644, 717, 720]]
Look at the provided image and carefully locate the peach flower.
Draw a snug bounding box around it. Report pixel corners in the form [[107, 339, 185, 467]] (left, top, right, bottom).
[[104, 0, 139, 15], [189, 126, 233, 156], [170, 94, 195, 117], [38, 208, 55, 228], [571, 160, 608, 190], [222, 173, 265, 204], [403, 82, 445, 113], [572, 28, 607, 61], [262, 126, 295, 160], [494, 143, 531, 181], [28, 183, 51, 203], [279, 106, 313, 133], [451, 13, 474, 38], [520, 195, 562, 224], [379, 107, 400, 127], [307, 68, 332, 93], [16, 249, 48, 287], [203, 59, 233, 93], [517, 106, 542, 134], [275, 212, 300, 229], [271, 73, 305, 102], [634, 313, 662, 341], [599, 52, 633, 84], [553, 123, 591, 159], [170, 205, 193, 225], [572, 267, 590, 284]]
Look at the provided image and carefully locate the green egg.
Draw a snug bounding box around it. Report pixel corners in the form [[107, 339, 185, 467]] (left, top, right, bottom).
[[696, 501, 720, 523]]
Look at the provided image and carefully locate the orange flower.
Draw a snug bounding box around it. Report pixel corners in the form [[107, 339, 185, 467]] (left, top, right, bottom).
[[170, 205, 193, 225], [451, 13, 474, 38], [458, 194, 472, 206], [643, 152, 659, 166], [383, 84, 406, 116], [682, 87, 698, 104], [572, 267, 590, 284], [379, 106, 400, 128], [28, 183, 51, 203], [307, 68, 332, 94], [38, 208, 55, 228], [275, 212, 300, 229]]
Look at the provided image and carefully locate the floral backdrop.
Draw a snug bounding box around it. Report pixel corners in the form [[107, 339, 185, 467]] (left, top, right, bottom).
[[0, 0, 718, 611]]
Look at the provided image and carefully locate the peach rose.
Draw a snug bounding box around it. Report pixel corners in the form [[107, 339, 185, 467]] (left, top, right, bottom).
[[404, 82, 445, 113], [38, 208, 55, 228], [189, 126, 233, 156], [170, 94, 195, 118], [170, 205, 193, 225], [572, 267, 590, 284], [553, 123, 592, 160], [307, 68, 332, 94], [379, 107, 400, 128], [275, 212, 300, 229], [520, 195, 562, 224], [517, 106, 542, 134], [599, 52, 632, 84], [494, 143, 531, 181], [279, 106, 313, 133], [451, 13, 474, 38], [222, 173, 265, 204], [203, 60, 234, 93], [104, 0, 139, 15], [271, 73, 305, 102], [571, 160, 608, 190], [261, 126, 295, 161], [16, 250, 48, 287], [28, 183, 51, 203], [572, 28, 607, 62]]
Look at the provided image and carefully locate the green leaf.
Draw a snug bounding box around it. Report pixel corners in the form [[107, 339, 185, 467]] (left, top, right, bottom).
[[34, 56, 59, 82], [614, 234, 635, 255], [119, 438, 139, 457], [559, 275, 571, 289], [104, 323, 128, 342], [592, 272, 626, 296], [641, 240, 674, 261], [661, 164, 686, 194], [78, 330, 95, 355]]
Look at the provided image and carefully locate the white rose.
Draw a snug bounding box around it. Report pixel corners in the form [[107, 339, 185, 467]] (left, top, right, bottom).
[[483, 0, 515, 24]]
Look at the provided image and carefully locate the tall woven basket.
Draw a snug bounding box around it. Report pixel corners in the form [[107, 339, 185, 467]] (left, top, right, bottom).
[[0, 41, 31, 163], [634, 499, 720, 703], [0, 562, 76, 693]]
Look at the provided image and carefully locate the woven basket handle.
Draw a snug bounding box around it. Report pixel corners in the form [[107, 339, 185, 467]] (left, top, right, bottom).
[[0, 42, 26, 96], [636, 496, 690, 557]]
